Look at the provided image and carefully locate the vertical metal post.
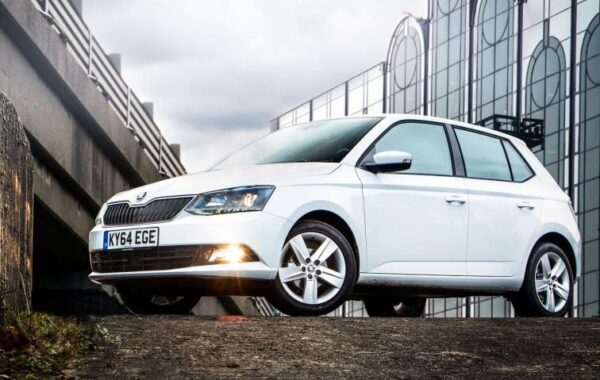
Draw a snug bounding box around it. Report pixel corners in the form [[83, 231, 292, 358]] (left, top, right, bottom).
[[467, 0, 475, 124], [341, 301, 346, 318], [567, 0, 577, 318], [515, 0, 524, 130], [465, 2, 473, 314], [382, 61, 388, 113], [87, 29, 93, 77], [420, 17, 430, 116], [158, 135, 164, 176], [344, 81, 349, 116], [126, 86, 133, 133], [309, 99, 313, 121]]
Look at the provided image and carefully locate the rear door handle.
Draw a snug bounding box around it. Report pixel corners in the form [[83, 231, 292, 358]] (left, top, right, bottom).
[[517, 201, 535, 210], [446, 195, 466, 205]]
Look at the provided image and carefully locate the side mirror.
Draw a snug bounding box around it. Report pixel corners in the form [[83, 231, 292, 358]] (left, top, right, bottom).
[[363, 150, 412, 173]]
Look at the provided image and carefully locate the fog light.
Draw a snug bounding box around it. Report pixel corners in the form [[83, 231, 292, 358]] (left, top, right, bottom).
[[208, 245, 248, 264]]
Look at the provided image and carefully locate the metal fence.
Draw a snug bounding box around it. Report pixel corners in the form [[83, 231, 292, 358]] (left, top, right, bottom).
[[33, 0, 186, 178], [271, 62, 387, 130]]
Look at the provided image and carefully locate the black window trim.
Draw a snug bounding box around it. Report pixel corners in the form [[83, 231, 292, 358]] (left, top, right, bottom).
[[356, 119, 458, 178], [444, 123, 466, 177], [452, 125, 536, 183]]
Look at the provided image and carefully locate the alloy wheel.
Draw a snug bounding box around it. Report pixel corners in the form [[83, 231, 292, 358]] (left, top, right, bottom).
[[535, 252, 570, 313], [278, 232, 347, 305]]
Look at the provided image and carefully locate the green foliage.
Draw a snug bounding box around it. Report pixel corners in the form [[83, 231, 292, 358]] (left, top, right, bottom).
[[0, 312, 109, 378]]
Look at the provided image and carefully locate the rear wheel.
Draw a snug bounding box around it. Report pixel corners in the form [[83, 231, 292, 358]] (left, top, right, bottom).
[[118, 288, 200, 315], [267, 220, 357, 316], [363, 297, 426, 317], [511, 242, 573, 317]]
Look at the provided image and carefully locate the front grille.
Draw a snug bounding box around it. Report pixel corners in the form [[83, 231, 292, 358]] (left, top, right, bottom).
[[90, 246, 212, 273], [103, 197, 193, 226]]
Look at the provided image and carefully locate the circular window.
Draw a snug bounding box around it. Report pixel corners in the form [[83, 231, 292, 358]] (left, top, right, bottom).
[[438, 0, 459, 15], [531, 48, 561, 107], [393, 36, 418, 90], [482, 0, 510, 46]]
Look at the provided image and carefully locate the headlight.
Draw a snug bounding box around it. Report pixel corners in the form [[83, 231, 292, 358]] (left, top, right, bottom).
[[185, 186, 275, 215]]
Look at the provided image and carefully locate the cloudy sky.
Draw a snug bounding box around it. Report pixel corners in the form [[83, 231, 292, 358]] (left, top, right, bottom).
[[83, 0, 423, 172]]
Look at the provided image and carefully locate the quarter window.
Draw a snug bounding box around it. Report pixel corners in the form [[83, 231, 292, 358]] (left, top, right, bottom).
[[455, 128, 511, 181], [502, 141, 533, 181], [369, 122, 453, 175]]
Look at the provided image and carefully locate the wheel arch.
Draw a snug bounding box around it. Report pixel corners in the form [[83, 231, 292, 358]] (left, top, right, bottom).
[[292, 210, 361, 274], [532, 232, 577, 279]]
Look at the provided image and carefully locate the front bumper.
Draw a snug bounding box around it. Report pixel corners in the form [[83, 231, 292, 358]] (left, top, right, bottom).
[[89, 262, 276, 296], [89, 261, 277, 283], [88, 210, 292, 282]]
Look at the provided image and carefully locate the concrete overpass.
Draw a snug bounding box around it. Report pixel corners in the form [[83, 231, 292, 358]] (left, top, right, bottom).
[[0, 0, 267, 315]]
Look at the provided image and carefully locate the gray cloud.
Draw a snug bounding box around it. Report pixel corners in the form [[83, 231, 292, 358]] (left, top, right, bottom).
[[83, 0, 422, 171]]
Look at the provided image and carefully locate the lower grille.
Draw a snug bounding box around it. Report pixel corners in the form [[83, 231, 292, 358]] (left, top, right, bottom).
[[90, 246, 212, 273]]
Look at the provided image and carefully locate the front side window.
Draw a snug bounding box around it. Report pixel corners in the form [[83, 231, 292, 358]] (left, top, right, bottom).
[[213, 117, 381, 170], [367, 122, 453, 175], [455, 128, 511, 181]]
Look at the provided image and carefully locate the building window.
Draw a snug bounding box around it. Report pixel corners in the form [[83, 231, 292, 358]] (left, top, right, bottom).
[[387, 17, 424, 114], [431, 0, 467, 120], [525, 35, 567, 186], [475, 0, 515, 121], [578, 13, 600, 317]]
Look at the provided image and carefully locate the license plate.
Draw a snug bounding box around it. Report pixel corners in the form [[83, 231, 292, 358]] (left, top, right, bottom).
[[103, 228, 159, 251]]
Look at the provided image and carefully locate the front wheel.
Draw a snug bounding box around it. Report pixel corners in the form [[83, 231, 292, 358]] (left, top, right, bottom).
[[118, 288, 201, 315], [363, 297, 426, 317], [511, 242, 573, 317], [267, 220, 357, 316]]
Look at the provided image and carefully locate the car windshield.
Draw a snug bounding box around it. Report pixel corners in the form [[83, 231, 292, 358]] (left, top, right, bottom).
[[212, 117, 382, 170]]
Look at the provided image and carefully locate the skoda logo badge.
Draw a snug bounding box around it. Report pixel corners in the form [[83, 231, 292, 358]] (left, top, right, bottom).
[[136, 192, 147, 202]]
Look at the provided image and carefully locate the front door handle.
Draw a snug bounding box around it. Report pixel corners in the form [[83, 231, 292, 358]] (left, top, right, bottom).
[[446, 195, 467, 205], [517, 201, 535, 210]]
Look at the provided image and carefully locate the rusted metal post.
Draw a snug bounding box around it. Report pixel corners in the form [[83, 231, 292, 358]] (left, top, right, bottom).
[[0, 92, 34, 325]]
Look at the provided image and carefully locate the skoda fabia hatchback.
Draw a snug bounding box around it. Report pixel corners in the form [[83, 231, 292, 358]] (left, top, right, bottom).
[[89, 115, 581, 317]]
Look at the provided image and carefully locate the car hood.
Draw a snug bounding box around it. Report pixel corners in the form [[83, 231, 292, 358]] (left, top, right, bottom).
[[107, 162, 341, 204]]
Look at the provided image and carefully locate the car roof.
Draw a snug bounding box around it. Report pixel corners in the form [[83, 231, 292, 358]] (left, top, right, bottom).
[[338, 113, 526, 147]]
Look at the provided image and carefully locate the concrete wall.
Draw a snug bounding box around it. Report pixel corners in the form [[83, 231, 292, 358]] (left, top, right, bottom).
[[0, 0, 259, 317], [0, 0, 162, 313]]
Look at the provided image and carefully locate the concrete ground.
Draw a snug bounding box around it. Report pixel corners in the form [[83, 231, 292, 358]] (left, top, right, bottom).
[[75, 316, 600, 379]]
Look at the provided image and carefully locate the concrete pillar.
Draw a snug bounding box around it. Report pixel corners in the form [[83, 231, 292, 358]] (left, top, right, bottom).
[[0, 92, 33, 324]]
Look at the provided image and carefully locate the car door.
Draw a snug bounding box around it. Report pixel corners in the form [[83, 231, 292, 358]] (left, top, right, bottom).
[[453, 127, 542, 277], [357, 121, 468, 276]]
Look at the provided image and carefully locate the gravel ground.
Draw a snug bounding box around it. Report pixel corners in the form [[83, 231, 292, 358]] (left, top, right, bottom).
[[77, 316, 600, 379]]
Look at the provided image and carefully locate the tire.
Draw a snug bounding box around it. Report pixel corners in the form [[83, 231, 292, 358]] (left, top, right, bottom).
[[118, 288, 201, 315], [267, 220, 357, 316], [363, 297, 426, 317], [511, 242, 573, 317]]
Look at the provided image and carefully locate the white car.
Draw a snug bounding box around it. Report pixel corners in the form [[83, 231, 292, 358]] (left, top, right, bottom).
[[89, 115, 581, 317]]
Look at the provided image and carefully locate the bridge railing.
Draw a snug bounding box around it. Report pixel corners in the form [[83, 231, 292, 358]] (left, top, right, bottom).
[[271, 62, 386, 130], [32, 0, 186, 178]]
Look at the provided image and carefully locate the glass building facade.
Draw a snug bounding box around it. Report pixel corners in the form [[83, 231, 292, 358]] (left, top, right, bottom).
[[272, 0, 599, 318]]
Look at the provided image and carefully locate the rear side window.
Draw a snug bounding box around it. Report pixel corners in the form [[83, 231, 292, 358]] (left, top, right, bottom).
[[455, 128, 511, 181], [370, 122, 453, 175], [502, 141, 534, 181]]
